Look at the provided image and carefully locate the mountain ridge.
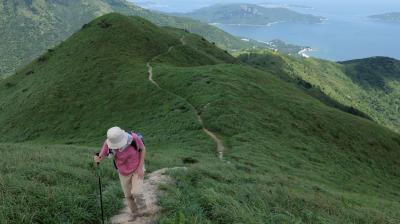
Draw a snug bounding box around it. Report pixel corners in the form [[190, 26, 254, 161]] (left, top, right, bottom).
[[340, 56, 400, 90], [239, 51, 400, 133]]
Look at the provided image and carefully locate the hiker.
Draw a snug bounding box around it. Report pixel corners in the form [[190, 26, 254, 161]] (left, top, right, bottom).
[[94, 127, 146, 213]]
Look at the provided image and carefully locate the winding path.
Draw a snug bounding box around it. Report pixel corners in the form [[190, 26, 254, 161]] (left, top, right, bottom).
[[147, 45, 173, 88], [147, 36, 225, 159], [111, 35, 225, 224]]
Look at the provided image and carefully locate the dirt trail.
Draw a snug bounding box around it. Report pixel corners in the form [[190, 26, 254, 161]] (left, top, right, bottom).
[[180, 36, 186, 45], [147, 36, 225, 158], [196, 114, 224, 159], [110, 168, 183, 224], [147, 46, 174, 88], [146, 62, 159, 88], [111, 36, 226, 224]]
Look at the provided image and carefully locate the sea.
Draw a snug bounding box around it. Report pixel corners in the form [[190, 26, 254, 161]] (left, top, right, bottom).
[[130, 0, 400, 61]]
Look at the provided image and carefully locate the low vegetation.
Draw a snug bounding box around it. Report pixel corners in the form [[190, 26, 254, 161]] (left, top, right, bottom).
[[1, 13, 399, 223], [238, 51, 400, 134]]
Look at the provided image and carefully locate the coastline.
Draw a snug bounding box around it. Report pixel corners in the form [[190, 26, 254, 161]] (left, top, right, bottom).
[[298, 47, 314, 58], [210, 18, 327, 27], [210, 21, 284, 27]]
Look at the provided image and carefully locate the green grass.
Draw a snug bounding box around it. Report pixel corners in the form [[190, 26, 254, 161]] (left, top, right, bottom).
[[238, 51, 400, 134], [1, 13, 400, 223], [152, 63, 400, 223], [0, 143, 121, 223]]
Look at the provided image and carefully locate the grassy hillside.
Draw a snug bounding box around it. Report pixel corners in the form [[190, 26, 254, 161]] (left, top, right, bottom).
[[1, 13, 400, 223], [180, 3, 324, 25], [340, 57, 400, 90], [239, 51, 400, 134], [0, 0, 261, 78], [0, 143, 123, 223]]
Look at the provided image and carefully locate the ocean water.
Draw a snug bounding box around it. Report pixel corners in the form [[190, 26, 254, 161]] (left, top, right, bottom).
[[215, 17, 400, 61], [131, 0, 400, 61]]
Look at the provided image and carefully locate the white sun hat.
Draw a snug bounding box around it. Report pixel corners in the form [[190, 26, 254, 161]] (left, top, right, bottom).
[[106, 127, 129, 149]]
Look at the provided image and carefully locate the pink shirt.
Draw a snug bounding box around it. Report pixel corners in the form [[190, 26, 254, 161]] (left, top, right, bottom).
[[99, 132, 145, 176]]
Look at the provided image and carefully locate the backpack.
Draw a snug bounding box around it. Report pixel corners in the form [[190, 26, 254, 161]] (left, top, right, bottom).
[[134, 132, 145, 146], [109, 131, 145, 170]]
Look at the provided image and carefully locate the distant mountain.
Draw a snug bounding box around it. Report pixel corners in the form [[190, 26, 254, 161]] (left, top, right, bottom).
[[239, 52, 400, 133], [0, 0, 263, 77], [180, 3, 325, 25], [369, 12, 400, 22]]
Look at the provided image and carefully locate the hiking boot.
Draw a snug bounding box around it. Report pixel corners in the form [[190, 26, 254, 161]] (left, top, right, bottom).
[[126, 196, 139, 214], [134, 195, 147, 211]]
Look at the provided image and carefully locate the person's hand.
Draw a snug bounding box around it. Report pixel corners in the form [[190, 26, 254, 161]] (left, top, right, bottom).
[[94, 155, 102, 163], [137, 166, 145, 179]]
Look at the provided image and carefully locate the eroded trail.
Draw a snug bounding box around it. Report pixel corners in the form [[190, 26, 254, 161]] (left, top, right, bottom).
[[147, 46, 174, 88], [196, 114, 224, 159], [148, 36, 225, 158], [110, 168, 182, 224], [146, 62, 159, 88]]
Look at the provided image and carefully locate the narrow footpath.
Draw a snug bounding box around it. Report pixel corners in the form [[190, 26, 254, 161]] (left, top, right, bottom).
[[147, 36, 225, 158], [110, 168, 182, 224], [111, 35, 225, 224]]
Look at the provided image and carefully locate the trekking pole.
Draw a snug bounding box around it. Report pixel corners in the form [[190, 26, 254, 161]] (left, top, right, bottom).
[[95, 153, 105, 224]]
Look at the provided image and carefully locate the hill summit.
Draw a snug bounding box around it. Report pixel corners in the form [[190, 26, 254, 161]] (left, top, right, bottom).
[[0, 13, 236, 142], [0, 0, 258, 77]]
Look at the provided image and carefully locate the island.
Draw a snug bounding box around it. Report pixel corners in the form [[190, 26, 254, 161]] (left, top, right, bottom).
[[369, 12, 400, 22], [179, 3, 325, 25]]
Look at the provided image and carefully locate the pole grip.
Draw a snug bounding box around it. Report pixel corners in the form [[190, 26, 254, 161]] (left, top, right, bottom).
[[95, 153, 100, 165]]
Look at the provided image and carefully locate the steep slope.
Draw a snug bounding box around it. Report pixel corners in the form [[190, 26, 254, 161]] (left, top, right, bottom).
[[239, 51, 400, 133], [0, 13, 237, 143], [0, 0, 259, 77], [1, 13, 400, 223], [181, 3, 324, 25]]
